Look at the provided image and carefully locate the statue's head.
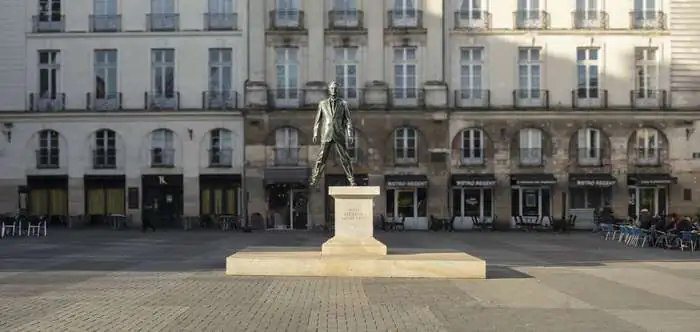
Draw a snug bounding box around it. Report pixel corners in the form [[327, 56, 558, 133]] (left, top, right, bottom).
[[328, 81, 338, 97]]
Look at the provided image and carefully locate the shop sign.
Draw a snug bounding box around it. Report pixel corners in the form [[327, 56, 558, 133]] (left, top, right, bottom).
[[638, 179, 674, 185], [386, 180, 428, 188], [516, 179, 556, 185], [454, 179, 496, 187], [574, 179, 616, 187]]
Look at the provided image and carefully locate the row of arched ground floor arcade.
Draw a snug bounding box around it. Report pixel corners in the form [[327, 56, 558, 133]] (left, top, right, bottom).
[[9, 169, 692, 230]]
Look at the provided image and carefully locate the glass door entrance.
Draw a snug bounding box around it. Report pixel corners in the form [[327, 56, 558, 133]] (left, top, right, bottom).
[[266, 184, 308, 230], [388, 189, 428, 229], [629, 186, 668, 217]]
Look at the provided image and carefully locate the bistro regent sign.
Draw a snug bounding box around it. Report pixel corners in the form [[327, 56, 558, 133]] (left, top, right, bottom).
[[454, 179, 496, 187]]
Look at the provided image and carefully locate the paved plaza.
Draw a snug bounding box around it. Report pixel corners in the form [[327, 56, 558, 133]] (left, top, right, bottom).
[[1, 230, 699, 331]]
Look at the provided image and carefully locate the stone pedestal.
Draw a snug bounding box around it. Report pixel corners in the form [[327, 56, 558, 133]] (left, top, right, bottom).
[[321, 186, 387, 256], [226, 187, 486, 279]]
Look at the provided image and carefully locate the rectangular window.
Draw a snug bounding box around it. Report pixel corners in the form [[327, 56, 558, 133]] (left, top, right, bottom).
[[334, 47, 358, 99], [151, 0, 175, 13], [461, 129, 483, 164], [38, 130, 60, 168], [393, 47, 417, 100], [207, 0, 236, 30], [459, 47, 484, 99], [519, 129, 542, 165], [515, 0, 540, 28], [209, 0, 233, 12], [37, 50, 62, 110], [633, 0, 658, 28], [517, 47, 541, 99], [634, 47, 658, 98], [394, 128, 417, 163], [151, 130, 174, 166], [331, 0, 359, 27], [208, 48, 233, 107], [94, 0, 117, 14], [577, 128, 600, 164], [391, 0, 418, 27], [150, 49, 176, 107], [275, 0, 301, 27], [94, 50, 117, 99], [274, 47, 300, 105], [576, 47, 599, 99], [574, 0, 599, 27], [95, 130, 116, 168], [38, 0, 62, 21]]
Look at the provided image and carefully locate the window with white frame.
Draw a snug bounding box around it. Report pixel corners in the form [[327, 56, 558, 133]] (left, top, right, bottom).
[[275, 127, 300, 165], [634, 47, 658, 98], [37, 129, 60, 168], [149, 0, 176, 31], [391, 0, 417, 27], [209, 0, 233, 13], [516, 0, 540, 28], [458, 0, 483, 19], [94, 129, 116, 168], [517, 47, 541, 99], [334, 47, 358, 99], [151, 49, 176, 106], [92, 0, 118, 31], [519, 128, 542, 165], [460, 128, 483, 164], [38, 50, 61, 104], [459, 47, 484, 99], [210, 129, 233, 166], [207, 0, 235, 29], [576, 48, 599, 99], [574, 0, 599, 27], [394, 127, 417, 164], [38, 0, 62, 22], [577, 128, 600, 165], [633, 0, 658, 28], [393, 47, 417, 100], [94, 49, 117, 102], [275, 0, 300, 27], [275, 47, 300, 104], [208, 48, 233, 106], [635, 128, 659, 164], [151, 129, 174, 166], [332, 0, 358, 27]]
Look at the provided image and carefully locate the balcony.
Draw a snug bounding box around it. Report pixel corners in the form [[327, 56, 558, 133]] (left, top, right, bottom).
[[518, 148, 543, 166], [93, 149, 117, 169], [513, 10, 549, 29], [513, 90, 549, 108], [28, 93, 66, 112], [268, 10, 305, 30], [454, 89, 491, 109], [631, 148, 664, 166], [629, 11, 666, 30], [86, 92, 122, 111], [203, 91, 238, 110], [209, 148, 233, 167], [576, 148, 603, 167], [268, 147, 308, 167], [458, 149, 485, 166], [269, 89, 303, 108], [453, 11, 490, 30], [151, 148, 175, 167], [147, 13, 179, 31], [204, 13, 238, 30], [389, 88, 424, 108], [571, 10, 608, 29], [36, 149, 60, 169], [89, 14, 122, 32], [145, 91, 180, 110], [32, 15, 65, 32], [387, 10, 425, 30], [630, 90, 667, 109], [328, 10, 364, 30], [571, 89, 608, 108]]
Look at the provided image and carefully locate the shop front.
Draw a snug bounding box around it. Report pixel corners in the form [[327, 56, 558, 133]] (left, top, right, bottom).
[[385, 174, 428, 230], [263, 168, 310, 230], [324, 174, 368, 229], [84, 175, 126, 226], [26, 175, 68, 225], [450, 174, 496, 230], [567, 173, 616, 228], [510, 173, 556, 223], [199, 174, 241, 225], [141, 174, 183, 228], [627, 173, 676, 218]]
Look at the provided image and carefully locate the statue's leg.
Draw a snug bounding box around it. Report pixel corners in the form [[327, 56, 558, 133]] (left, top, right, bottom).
[[334, 142, 356, 186], [310, 141, 332, 186]]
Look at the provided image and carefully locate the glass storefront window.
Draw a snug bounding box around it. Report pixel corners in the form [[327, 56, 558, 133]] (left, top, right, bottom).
[[451, 188, 493, 218]]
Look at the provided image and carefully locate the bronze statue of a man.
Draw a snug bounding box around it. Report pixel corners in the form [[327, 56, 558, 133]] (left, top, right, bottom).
[[309, 81, 356, 187]]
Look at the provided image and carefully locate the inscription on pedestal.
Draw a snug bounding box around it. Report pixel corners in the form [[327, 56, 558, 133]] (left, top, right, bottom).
[[342, 207, 365, 221]]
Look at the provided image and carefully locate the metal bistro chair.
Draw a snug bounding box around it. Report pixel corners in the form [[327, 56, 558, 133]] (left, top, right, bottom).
[[27, 216, 47, 237], [679, 231, 696, 252], [1, 216, 18, 238]]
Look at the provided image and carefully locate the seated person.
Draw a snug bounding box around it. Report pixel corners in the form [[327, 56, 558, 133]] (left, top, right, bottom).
[[671, 217, 694, 234]]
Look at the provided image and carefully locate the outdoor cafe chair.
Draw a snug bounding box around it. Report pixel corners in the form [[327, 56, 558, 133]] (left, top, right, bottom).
[[27, 217, 47, 237], [679, 231, 696, 252], [1, 218, 18, 238]]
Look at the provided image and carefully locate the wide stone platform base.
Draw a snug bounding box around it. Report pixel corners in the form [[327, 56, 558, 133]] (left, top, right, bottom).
[[225, 247, 486, 279]]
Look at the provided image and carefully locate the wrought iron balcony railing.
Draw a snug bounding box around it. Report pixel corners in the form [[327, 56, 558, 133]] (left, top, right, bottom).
[[145, 91, 180, 110], [387, 10, 424, 29], [32, 14, 65, 32], [453, 11, 490, 30], [269, 10, 304, 29], [512, 89, 549, 108], [204, 13, 238, 30], [209, 148, 233, 167], [571, 10, 608, 29], [630, 90, 667, 109], [454, 89, 491, 108], [518, 148, 543, 166], [90, 14, 122, 32], [328, 10, 364, 29], [203, 91, 238, 110], [28, 93, 66, 112], [571, 89, 608, 108], [513, 10, 549, 29], [147, 13, 179, 31], [87, 92, 122, 111], [629, 11, 666, 30]]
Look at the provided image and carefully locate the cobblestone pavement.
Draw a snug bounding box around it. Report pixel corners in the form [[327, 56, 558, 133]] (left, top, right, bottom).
[[1, 229, 699, 332]]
